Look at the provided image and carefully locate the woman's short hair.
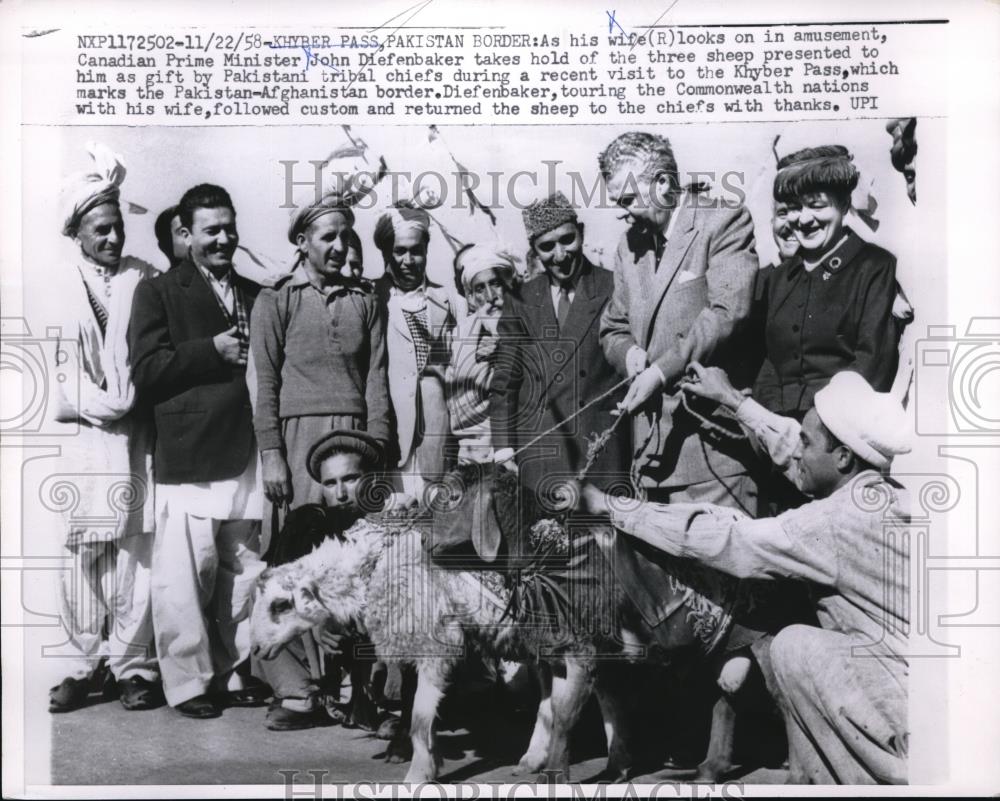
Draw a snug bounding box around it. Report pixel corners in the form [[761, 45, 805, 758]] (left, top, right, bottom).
[[773, 145, 858, 209]]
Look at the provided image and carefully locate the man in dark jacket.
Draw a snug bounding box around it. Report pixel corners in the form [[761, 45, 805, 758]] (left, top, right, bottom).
[[128, 183, 266, 719], [490, 191, 629, 507]]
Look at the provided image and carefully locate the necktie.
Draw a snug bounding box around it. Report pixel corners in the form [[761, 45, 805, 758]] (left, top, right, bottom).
[[556, 286, 572, 331], [654, 231, 667, 269]]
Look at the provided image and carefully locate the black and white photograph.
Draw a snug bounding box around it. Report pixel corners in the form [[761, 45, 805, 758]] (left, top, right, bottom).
[[1, 1, 998, 797]]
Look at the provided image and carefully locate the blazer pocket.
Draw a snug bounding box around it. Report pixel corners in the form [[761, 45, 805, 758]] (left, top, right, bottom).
[[670, 273, 708, 296]]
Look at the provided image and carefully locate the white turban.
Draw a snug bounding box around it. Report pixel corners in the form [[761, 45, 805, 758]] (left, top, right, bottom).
[[373, 206, 431, 254], [61, 141, 127, 237], [456, 243, 519, 293], [814, 371, 911, 469]]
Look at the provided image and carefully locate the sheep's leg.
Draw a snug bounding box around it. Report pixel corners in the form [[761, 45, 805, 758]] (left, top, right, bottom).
[[385, 664, 416, 764], [595, 667, 633, 782], [697, 693, 738, 781], [347, 656, 380, 732], [542, 657, 594, 781], [403, 662, 448, 783], [514, 662, 553, 774]]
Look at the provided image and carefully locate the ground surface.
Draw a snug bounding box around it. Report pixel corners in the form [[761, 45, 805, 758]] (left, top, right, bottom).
[[50, 689, 788, 787]]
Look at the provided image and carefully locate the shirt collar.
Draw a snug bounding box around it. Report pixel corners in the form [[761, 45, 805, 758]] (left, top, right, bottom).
[[661, 191, 687, 242], [196, 260, 234, 286]]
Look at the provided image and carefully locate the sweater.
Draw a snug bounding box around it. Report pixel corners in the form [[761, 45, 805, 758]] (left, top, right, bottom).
[[249, 266, 390, 452]]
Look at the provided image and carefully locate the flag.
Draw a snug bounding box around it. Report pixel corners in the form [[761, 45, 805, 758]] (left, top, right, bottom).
[[428, 125, 497, 226]]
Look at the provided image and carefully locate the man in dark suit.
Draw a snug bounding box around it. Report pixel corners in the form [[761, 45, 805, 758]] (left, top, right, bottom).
[[128, 184, 266, 719], [490, 191, 629, 508]]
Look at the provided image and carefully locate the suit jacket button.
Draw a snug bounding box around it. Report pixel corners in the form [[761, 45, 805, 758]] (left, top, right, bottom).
[[579, 370, 587, 378]]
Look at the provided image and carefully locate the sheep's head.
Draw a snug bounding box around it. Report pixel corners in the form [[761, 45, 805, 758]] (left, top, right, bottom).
[[250, 526, 384, 660], [249, 562, 324, 660]]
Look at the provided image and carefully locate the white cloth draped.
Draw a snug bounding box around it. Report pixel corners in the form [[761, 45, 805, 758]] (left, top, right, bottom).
[[50, 252, 159, 547]]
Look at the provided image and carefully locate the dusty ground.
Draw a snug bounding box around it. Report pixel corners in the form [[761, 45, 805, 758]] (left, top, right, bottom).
[[49, 685, 788, 787]]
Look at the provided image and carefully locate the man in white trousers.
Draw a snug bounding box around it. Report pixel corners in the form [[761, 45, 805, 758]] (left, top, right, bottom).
[[128, 183, 267, 718]]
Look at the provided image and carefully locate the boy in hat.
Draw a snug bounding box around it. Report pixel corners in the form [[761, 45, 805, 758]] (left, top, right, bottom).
[[256, 429, 388, 730]]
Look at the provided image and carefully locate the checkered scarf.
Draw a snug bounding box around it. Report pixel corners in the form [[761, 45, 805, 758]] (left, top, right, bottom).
[[201, 268, 250, 341]]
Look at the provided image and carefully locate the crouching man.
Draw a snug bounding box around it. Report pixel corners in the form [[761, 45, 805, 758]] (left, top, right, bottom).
[[579, 365, 912, 785], [255, 429, 390, 731]]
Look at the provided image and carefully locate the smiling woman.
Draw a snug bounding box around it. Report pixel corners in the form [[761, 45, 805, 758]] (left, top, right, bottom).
[[753, 145, 905, 419]]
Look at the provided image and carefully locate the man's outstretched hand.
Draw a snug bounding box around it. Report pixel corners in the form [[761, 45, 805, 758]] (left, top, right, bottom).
[[679, 362, 748, 411], [619, 365, 665, 414], [578, 483, 612, 516]]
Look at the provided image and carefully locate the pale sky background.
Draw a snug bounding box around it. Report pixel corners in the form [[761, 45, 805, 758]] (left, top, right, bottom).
[[25, 118, 942, 330]]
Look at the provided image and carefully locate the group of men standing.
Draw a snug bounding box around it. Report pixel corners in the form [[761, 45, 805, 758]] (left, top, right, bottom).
[[48, 131, 912, 784]]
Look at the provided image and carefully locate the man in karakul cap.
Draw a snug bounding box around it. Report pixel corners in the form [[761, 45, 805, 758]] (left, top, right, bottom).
[[248, 191, 390, 546], [579, 367, 912, 784], [373, 205, 457, 500], [49, 141, 164, 713], [490, 191, 629, 503], [254, 429, 393, 731]]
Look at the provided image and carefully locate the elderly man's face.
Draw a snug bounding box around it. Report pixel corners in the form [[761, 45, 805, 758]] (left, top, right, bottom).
[[186, 206, 238, 274], [533, 222, 583, 286], [606, 161, 674, 231], [466, 267, 508, 315], [388, 229, 428, 291], [772, 202, 800, 261], [75, 202, 124, 269], [793, 408, 848, 499], [298, 212, 352, 283], [169, 215, 188, 262], [319, 451, 366, 520]]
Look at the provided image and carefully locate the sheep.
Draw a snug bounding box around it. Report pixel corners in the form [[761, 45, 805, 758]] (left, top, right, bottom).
[[251, 517, 522, 782], [251, 465, 786, 783]]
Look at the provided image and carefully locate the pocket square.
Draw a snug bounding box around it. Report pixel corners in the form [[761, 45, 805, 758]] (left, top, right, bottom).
[[677, 269, 700, 284]]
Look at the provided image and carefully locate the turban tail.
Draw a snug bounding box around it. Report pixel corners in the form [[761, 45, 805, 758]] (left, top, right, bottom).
[[61, 142, 127, 236]]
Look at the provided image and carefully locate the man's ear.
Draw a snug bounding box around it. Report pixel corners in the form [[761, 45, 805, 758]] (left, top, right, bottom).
[[834, 445, 855, 473]]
